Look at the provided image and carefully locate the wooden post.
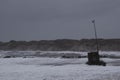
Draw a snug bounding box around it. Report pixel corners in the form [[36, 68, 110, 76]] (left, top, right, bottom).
[[86, 52, 106, 66], [88, 52, 100, 63]]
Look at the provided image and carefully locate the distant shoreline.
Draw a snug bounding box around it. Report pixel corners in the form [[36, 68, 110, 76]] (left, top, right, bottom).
[[0, 39, 120, 51]]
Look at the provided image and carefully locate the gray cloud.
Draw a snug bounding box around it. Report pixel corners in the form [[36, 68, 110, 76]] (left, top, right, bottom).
[[0, 0, 120, 41]]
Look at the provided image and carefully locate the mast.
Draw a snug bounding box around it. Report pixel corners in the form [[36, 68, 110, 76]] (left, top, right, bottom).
[[92, 20, 99, 52]]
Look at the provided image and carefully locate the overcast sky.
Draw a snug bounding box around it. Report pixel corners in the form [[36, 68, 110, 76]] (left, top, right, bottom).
[[0, 0, 120, 41]]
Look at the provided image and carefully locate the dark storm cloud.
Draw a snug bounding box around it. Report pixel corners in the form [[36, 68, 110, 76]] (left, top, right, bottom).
[[0, 0, 120, 41]]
